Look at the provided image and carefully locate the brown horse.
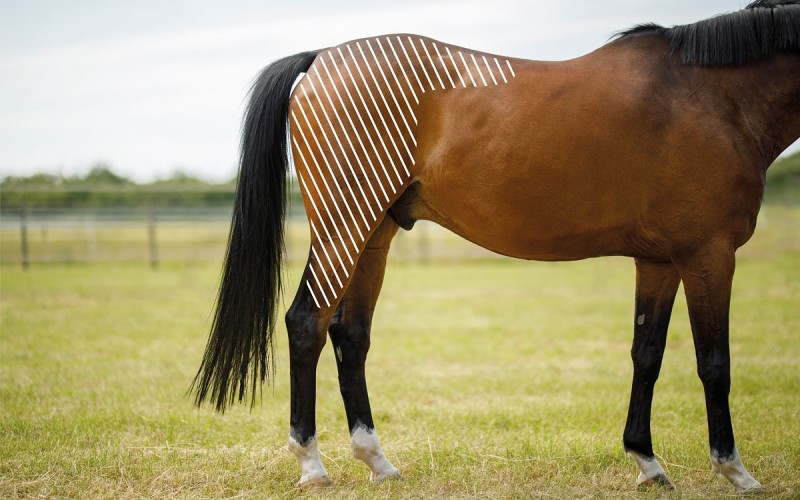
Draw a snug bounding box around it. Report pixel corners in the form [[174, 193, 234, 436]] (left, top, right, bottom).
[[192, 0, 800, 492]]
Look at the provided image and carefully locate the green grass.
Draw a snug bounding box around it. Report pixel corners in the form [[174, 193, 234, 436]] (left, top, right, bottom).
[[2, 209, 799, 498]]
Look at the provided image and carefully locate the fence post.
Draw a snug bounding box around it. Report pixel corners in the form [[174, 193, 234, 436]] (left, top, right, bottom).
[[147, 206, 158, 269], [20, 205, 30, 270], [418, 220, 430, 263], [84, 213, 97, 261]]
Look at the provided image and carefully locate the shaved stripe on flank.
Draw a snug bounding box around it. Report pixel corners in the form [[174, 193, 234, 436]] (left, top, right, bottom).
[[292, 36, 518, 307]]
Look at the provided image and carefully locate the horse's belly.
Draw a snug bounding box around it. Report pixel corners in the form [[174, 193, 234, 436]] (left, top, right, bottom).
[[395, 177, 660, 262]]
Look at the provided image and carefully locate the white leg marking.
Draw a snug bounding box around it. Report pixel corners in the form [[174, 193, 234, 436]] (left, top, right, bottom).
[[470, 53, 488, 87], [351, 423, 401, 482], [459, 51, 477, 88], [711, 447, 762, 493], [288, 433, 331, 487], [627, 450, 674, 489], [494, 57, 507, 83], [446, 47, 467, 88]]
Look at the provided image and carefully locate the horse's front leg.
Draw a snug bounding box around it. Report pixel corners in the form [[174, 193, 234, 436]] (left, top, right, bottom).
[[676, 244, 762, 493], [624, 259, 681, 489]]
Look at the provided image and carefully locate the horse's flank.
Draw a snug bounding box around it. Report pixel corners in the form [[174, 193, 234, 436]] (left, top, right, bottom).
[[391, 32, 798, 263]]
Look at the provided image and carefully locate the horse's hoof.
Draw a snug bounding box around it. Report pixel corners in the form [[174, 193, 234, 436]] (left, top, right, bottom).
[[370, 468, 401, 483], [710, 448, 762, 494], [636, 471, 676, 490], [296, 475, 332, 489], [737, 482, 764, 495]]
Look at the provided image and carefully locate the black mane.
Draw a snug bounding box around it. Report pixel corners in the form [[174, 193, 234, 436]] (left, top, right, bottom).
[[615, 0, 800, 66]]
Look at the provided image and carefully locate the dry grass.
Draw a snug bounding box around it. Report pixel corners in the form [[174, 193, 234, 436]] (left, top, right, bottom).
[[1, 207, 799, 498]]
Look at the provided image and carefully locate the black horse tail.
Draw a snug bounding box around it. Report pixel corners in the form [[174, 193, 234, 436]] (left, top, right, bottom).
[[191, 50, 319, 412]]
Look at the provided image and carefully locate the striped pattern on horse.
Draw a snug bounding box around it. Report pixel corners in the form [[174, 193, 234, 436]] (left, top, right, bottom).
[[289, 35, 517, 309]]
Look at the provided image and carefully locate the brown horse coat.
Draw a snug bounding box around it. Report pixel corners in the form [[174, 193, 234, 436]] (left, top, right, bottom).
[[194, 0, 800, 492]]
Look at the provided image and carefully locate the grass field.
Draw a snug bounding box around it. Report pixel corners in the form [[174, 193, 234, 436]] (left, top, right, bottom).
[[1, 207, 799, 498]]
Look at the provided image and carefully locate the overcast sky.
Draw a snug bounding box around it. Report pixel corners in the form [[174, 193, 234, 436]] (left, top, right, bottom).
[[1, 0, 794, 182]]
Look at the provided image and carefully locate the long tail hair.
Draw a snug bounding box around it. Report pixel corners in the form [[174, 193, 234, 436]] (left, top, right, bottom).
[[191, 50, 319, 411]]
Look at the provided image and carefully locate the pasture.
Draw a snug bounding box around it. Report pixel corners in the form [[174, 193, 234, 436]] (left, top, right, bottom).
[[1, 207, 799, 498]]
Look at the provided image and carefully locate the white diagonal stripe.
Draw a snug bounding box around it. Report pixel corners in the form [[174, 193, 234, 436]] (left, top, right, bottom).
[[310, 220, 343, 289], [411, 37, 435, 91], [399, 36, 425, 94], [351, 43, 406, 183], [319, 55, 385, 210], [297, 93, 362, 249], [506, 59, 515, 77], [386, 36, 418, 104], [432, 42, 455, 89], [377, 38, 418, 124], [308, 261, 330, 307], [470, 53, 488, 86], [310, 241, 338, 295], [337, 48, 398, 196], [459, 51, 477, 87], [306, 280, 321, 308], [446, 47, 466, 88], [366, 39, 417, 159], [306, 70, 375, 224], [494, 57, 507, 83], [482, 55, 498, 85], [420, 39, 445, 90], [292, 125, 346, 264], [294, 139, 353, 270]]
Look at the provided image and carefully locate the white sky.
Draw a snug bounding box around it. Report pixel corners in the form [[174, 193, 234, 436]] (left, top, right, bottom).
[[1, 0, 794, 182]]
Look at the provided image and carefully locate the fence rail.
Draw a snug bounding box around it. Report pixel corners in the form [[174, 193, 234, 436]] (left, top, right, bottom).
[[0, 205, 495, 267]]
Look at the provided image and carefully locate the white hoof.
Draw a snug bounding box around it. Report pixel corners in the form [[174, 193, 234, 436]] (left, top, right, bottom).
[[627, 450, 675, 489], [288, 433, 331, 488], [711, 448, 763, 493], [370, 468, 402, 483], [296, 474, 332, 489], [351, 423, 401, 482]]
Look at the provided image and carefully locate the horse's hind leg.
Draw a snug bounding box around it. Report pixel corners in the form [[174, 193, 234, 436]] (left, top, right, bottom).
[[285, 262, 338, 487], [328, 217, 401, 481], [623, 259, 680, 489], [674, 244, 762, 493]]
